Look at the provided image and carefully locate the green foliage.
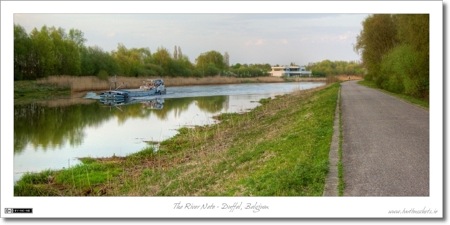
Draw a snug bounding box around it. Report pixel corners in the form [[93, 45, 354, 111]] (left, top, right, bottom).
[[81, 46, 118, 76], [14, 24, 84, 80], [14, 80, 70, 105], [97, 69, 109, 81], [307, 60, 364, 77], [195, 50, 226, 76], [355, 14, 429, 100], [14, 170, 60, 196], [14, 24, 271, 80], [14, 25, 33, 80], [227, 63, 271, 77], [355, 14, 398, 81]]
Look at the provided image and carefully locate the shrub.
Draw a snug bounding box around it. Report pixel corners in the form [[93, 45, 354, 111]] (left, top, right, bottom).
[[380, 44, 425, 97], [97, 69, 109, 81]]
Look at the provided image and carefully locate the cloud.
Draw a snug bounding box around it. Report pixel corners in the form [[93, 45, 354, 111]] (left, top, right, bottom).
[[277, 39, 289, 45], [106, 32, 116, 38], [245, 38, 266, 46], [318, 31, 356, 42]]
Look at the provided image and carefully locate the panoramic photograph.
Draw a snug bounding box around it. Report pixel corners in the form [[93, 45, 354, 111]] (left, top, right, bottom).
[[12, 13, 372, 196], [1, 0, 443, 220]]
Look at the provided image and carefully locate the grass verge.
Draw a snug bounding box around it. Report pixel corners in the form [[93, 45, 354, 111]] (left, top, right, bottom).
[[14, 83, 340, 196], [14, 80, 71, 104], [358, 80, 429, 109], [337, 88, 345, 196]]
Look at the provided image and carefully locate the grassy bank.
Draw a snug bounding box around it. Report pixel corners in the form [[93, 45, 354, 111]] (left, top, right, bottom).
[[358, 80, 429, 109], [15, 83, 340, 196], [14, 80, 71, 104]]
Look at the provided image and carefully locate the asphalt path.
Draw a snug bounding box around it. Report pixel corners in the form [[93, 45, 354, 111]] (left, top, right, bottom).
[[341, 81, 429, 196]]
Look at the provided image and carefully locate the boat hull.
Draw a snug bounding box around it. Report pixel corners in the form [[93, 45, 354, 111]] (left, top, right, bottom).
[[99, 87, 166, 100]]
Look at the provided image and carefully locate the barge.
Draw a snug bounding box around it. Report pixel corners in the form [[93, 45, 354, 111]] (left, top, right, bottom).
[[99, 79, 166, 100]]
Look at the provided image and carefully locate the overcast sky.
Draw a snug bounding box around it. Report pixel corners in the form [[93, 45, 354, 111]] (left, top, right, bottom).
[[14, 13, 368, 66]]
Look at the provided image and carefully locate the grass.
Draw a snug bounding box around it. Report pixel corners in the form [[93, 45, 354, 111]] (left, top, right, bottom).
[[337, 88, 345, 196], [14, 83, 340, 196], [358, 80, 429, 109], [14, 80, 71, 104]]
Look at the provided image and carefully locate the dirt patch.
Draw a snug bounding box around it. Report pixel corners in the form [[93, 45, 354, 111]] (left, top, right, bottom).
[[336, 75, 363, 81]]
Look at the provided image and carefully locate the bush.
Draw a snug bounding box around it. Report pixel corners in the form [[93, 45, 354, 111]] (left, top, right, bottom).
[[379, 44, 426, 97], [97, 70, 109, 81]]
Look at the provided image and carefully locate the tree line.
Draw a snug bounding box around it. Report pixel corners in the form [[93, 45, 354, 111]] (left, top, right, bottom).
[[14, 24, 365, 81], [14, 24, 274, 80], [354, 14, 429, 99], [306, 60, 364, 77]]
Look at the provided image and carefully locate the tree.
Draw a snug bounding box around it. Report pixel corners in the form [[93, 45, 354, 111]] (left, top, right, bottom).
[[173, 45, 178, 60], [195, 51, 225, 76], [29, 26, 59, 78], [80, 46, 118, 76], [14, 24, 33, 80], [223, 51, 230, 68], [112, 44, 155, 77], [355, 14, 429, 99], [177, 46, 183, 59], [355, 14, 397, 83], [307, 60, 364, 77], [152, 47, 172, 76], [14, 24, 86, 79], [394, 14, 429, 97], [378, 14, 429, 98], [49, 27, 81, 75], [68, 29, 86, 48]]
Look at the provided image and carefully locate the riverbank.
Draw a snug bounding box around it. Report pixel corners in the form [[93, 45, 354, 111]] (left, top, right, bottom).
[[14, 80, 72, 104], [14, 75, 327, 105], [14, 82, 340, 196], [39, 75, 327, 92]]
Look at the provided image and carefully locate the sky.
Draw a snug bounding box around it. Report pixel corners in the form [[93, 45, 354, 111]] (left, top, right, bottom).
[[14, 13, 368, 66]]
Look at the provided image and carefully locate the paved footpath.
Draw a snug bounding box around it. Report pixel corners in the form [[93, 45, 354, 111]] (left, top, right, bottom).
[[341, 81, 429, 196]]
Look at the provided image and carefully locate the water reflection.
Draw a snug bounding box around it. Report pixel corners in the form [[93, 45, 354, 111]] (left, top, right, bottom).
[[14, 95, 229, 154], [14, 102, 103, 153], [14, 82, 325, 181], [100, 98, 165, 110]]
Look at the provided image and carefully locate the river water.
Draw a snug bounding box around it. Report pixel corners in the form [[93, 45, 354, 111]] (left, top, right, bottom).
[[14, 82, 324, 182]]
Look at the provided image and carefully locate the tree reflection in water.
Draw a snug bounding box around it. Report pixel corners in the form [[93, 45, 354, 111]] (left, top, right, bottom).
[[14, 95, 228, 154]]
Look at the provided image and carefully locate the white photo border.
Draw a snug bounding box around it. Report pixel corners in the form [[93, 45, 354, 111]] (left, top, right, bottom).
[[1, 0, 443, 219]]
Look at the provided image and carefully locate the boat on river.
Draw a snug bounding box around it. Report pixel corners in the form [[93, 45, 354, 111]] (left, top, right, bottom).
[[99, 79, 166, 100]]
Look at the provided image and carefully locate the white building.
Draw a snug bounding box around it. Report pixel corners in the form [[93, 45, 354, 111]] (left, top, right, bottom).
[[270, 65, 312, 77]]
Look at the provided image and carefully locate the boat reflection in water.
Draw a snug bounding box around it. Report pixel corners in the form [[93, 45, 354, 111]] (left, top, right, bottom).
[[100, 97, 165, 110]]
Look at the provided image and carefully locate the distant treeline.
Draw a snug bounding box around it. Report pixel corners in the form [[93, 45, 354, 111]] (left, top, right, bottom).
[[355, 14, 429, 99], [13, 24, 272, 80], [306, 60, 364, 77], [14, 24, 363, 81]]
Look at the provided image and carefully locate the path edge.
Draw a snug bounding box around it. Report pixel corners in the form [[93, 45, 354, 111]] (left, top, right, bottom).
[[323, 84, 341, 196]]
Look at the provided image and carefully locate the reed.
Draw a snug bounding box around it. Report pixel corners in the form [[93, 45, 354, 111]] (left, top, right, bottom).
[[37, 75, 326, 93]]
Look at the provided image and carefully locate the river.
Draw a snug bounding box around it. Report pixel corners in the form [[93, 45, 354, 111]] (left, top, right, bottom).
[[14, 82, 325, 182]]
